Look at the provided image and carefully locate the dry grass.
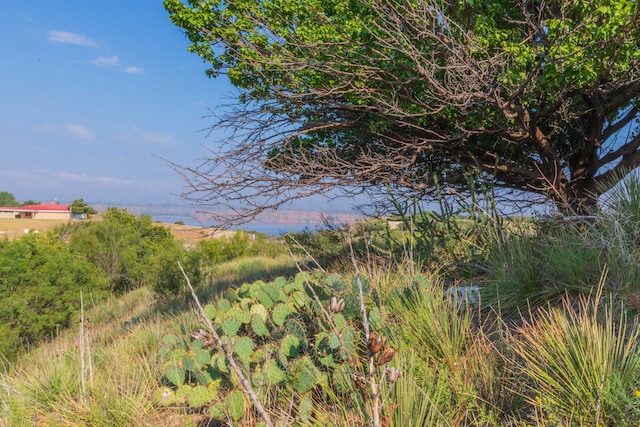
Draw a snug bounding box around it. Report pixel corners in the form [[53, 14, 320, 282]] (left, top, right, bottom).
[[159, 222, 235, 242], [0, 218, 71, 239], [0, 218, 234, 242]]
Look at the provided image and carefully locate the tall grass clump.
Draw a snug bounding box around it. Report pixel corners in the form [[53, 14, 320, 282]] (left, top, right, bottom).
[[596, 170, 640, 301], [382, 178, 508, 270], [482, 225, 605, 313], [510, 272, 640, 425], [312, 347, 455, 426], [388, 275, 471, 372], [484, 171, 640, 314], [384, 273, 510, 424]]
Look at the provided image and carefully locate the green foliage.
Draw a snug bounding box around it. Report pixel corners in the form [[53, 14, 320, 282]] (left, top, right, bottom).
[[184, 231, 289, 291], [197, 231, 251, 264], [512, 289, 640, 425], [286, 223, 352, 267], [482, 172, 640, 313], [483, 227, 605, 313], [157, 271, 366, 422], [382, 351, 454, 426], [7, 199, 640, 425], [165, 0, 640, 220], [0, 206, 194, 359], [0, 233, 109, 361], [0, 191, 19, 207], [388, 277, 471, 372], [68, 198, 97, 217], [68, 207, 182, 293]]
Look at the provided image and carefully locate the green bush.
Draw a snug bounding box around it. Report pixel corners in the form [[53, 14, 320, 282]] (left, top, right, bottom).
[[68, 208, 179, 292], [0, 234, 109, 361]]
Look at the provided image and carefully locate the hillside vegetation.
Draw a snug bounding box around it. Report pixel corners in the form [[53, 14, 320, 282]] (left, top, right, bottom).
[[2, 177, 640, 426]]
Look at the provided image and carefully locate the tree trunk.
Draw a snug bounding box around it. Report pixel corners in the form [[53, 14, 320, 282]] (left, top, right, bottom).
[[556, 179, 599, 216]]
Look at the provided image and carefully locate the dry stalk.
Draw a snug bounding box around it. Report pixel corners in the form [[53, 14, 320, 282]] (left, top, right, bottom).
[[79, 291, 86, 404], [348, 236, 382, 427], [178, 262, 274, 427]]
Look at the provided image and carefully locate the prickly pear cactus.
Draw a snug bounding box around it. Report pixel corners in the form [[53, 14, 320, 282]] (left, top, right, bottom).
[[157, 271, 378, 423]]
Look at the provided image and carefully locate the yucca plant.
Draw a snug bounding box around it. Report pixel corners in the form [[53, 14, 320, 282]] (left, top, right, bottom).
[[510, 271, 640, 425], [380, 351, 455, 427], [594, 170, 640, 306], [387, 274, 471, 373], [483, 222, 605, 313]]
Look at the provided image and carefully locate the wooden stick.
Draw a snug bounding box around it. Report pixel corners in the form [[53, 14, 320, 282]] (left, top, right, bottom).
[[178, 262, 274, 427]]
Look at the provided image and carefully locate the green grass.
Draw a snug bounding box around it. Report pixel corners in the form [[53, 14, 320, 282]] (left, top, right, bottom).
[[3, 203, 640, 426], [510, 275, 640, 425]]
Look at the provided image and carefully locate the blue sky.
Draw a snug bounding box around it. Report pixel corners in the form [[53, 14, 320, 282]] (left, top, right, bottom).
[[0, 1, 243, 208]]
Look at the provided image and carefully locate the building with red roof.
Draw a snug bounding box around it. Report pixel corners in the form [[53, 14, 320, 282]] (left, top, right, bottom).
[[0, 201, 71, 220]]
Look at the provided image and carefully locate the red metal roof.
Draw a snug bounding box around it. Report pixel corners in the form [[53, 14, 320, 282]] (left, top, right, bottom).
[[0, 203, 69, 211], [22, 203, 69, 211]]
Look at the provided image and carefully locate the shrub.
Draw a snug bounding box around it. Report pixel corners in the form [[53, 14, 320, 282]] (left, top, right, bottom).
[[0, 233, 109, 361], [511, 280, 640, 425]]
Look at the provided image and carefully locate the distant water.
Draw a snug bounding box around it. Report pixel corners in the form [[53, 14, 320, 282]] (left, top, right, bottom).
[[232, 223, 316, 236], [92, 203, 352, 236], [141, 213, 318, 235]]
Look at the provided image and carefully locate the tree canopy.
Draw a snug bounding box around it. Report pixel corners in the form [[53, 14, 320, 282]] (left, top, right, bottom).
[[165, 0, 640, 221], [69, 198, 98, 217], [0, 192, 18, 207]]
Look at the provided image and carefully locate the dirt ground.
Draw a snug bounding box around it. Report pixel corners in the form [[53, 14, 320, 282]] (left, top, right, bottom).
[[0, 218, 234, 241], [160, 222, 236, 241]]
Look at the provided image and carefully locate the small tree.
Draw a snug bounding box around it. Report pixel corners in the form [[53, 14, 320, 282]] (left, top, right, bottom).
[[69, 199, 97, 218], [165, 0, 640, 222], [0, 191, 19, 207]]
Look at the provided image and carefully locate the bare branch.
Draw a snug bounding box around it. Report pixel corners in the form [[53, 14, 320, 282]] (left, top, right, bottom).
[[166, 0, 640, 220], [178, 262, 274, 427]]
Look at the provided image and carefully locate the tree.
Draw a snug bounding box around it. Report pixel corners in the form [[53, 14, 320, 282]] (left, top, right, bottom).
[[0, 192, 18, 207], [69, 208, 179, 292], [69, 198, 98, 217], [0, 233, 108, 360], [165, 0, 640, 221]]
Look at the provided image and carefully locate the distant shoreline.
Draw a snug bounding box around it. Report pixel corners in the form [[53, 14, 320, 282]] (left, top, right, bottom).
[[91, 204, 357, 235]]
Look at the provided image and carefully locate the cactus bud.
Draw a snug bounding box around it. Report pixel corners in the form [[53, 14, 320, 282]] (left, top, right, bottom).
[[367, 332, 388, 355], [385, 367, 402, 384], [376, 345, 396, 366], [330, 297, 345, 313]]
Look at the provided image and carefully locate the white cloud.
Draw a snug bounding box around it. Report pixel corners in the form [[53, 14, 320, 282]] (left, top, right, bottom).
[[65, 124, 94, 140], [34, 123, 95, 141], [92, 56, 119, 66], [56, 171, 143, 187], [48, 30, 97, 47], [118, 127, 174, 146], [123, 66, 143, 74]]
